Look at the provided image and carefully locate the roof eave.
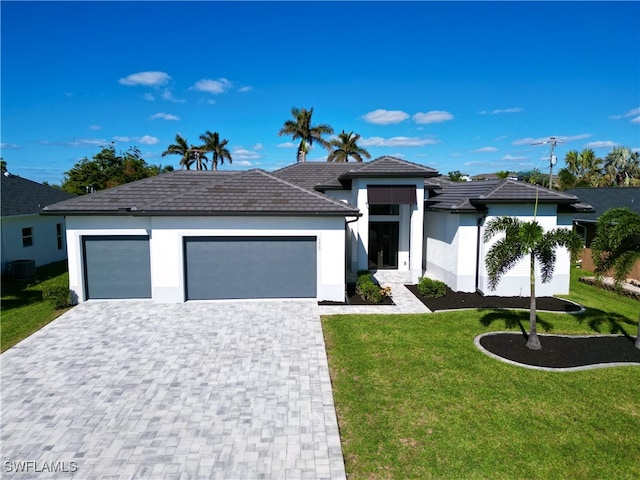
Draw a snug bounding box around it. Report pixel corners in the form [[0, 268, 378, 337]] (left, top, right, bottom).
[[42, 209, 361, 217]]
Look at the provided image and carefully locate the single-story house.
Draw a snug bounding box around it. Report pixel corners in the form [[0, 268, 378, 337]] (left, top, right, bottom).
[[43, 156, 592, 302], [1, 172, 75, 276]]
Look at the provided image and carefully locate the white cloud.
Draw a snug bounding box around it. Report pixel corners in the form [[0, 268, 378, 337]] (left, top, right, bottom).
[[278, 142, 296, 148], [359, 136, 439, 147], [161, 89, 185, 103], [610, 107, 640, 120], [1, 142, 20, 149], [362, 109, 409, 125], [150, 112, 180, 121], [234, 160, 255, 167], [119, 71, 171, 87], [512, 133, 591, 146], [89, 125, 101, 131], [471, 146, 498, 153], [253, 143, 263, 150], [232, 146, 261, 160], [143, 93, 155, 101], [192, 78, 232, 94], [113, 136, 131, 143], [139, 135, 159, 145], [479, 107, 523, 115], [238, 86, 252, 92], [412, 111, 454, 124], [585, 140, 619, 149], [501, 154, 529, 161]]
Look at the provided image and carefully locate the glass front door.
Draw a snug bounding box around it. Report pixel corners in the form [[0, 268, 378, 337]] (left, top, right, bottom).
[[368, 222, 399, 269]]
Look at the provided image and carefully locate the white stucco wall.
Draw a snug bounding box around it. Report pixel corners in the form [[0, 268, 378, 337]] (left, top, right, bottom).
[[1, 214, 68, 272], [424, 211, 482, 292], [425, 203, 573, 297], [65, 215, 346, 303], [477, 204, 572, 297]]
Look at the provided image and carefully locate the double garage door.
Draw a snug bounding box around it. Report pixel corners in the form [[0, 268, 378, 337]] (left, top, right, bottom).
[[82, 235, 317, 300]]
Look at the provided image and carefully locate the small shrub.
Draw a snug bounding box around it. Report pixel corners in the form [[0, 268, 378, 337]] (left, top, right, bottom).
[[42, 284, 70, 309], [356, 270, 371, 278], [355, 273, 391, 304], [417, 277, 447, 298]]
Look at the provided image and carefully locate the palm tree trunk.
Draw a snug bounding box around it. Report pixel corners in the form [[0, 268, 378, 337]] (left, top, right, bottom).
[[527, 252, 542, 350]]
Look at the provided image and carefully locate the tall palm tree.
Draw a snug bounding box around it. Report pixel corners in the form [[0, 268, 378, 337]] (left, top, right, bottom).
[[327, 131, 371, 163], [484, 216, 583, 350], [278, 107, 334, 162], [162, 134, 196, 170], [198, 131, 232, 171], [604, 147, 640, 186], [563, 148, 603, 187], [591, 208, 640, 349]]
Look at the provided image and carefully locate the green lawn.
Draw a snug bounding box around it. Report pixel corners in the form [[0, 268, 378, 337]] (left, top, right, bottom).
[[322, 269, 640, 480], [1, 261, 72, 352]]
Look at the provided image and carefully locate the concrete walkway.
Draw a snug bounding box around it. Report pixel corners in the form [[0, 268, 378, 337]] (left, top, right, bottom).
[[318, 271, 431, 315], [1, 301, 345, 480]]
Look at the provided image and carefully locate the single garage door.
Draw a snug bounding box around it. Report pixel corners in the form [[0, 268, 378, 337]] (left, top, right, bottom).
[[83, 235, 151, 299], [184, 236, 317, 300]]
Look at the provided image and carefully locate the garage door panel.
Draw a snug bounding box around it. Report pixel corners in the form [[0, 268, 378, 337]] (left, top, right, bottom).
[[185, 237, 316, 300], [83, 236, 151, 299]]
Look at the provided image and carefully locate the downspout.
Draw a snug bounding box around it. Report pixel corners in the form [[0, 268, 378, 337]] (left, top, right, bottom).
[[475, 215, 486, 293]]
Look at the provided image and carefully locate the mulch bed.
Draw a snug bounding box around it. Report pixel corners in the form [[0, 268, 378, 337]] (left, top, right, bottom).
[[405, 284, 581, 312], [318, 282, 395, 306], [479, 332, 640, 369]]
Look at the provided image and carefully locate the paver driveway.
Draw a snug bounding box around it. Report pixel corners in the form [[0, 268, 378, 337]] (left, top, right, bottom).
[[1, 301, 345, 480]]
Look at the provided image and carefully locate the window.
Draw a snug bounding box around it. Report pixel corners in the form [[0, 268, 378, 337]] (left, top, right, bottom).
[[56, 223, 63, 250], [369, 204, 399, 216], [22, 227, 33, 247]]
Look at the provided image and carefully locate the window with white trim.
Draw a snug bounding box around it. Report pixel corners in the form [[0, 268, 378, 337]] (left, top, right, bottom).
[[22, 227, 33, 247]]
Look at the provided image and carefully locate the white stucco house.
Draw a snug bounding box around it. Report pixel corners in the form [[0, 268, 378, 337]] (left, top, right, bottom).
[[42, 156, 591, 303], [1, 172, 75, 277]]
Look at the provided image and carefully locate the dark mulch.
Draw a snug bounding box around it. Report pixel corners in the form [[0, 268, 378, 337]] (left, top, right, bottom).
[[479, 332, 640, 369], [318, 282, 395, 306], [405, 284, 581, 312]]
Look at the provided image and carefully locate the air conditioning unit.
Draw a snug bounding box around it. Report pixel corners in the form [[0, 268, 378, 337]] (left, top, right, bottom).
[[10, 259, 36, 279]]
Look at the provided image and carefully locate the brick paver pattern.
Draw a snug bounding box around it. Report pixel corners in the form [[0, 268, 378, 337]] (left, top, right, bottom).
[[1, 301, 345, 480]]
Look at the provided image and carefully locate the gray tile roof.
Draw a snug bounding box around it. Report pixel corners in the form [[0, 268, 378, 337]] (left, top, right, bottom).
[[565, 187, 640, 222], [426, 179, 592, 213], [42, 170, 359, 217], [273, 156, 439, 192], [1, 173, 75, 217]]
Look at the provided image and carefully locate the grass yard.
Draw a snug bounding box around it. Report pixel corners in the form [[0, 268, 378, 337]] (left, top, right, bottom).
[[1, 260, 72, 352], [322, 269, 640, 480]]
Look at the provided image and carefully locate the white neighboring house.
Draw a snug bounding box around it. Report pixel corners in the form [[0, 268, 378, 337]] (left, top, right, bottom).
[[1, 172, 75, 276], [42, 157, 592, 303]]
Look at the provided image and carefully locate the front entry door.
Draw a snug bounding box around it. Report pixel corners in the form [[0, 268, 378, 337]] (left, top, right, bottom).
[[368, 222, 399, 269]]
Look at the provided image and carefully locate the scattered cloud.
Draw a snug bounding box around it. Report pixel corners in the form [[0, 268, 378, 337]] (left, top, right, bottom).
[[119, 71, 171, 87], [232, 146, 261, 160], [479, 107, 523, 115], [139, 135, 159, 145], [412, 111, 454, 124], [0, 142, 21, 149], [585, 140, 619, 149], [112, 136, 131, 143], [89, 125, 101, 131], [277, 142, 295, 148], [610, 107, 640, 123], [471, 146, 498, 153], [161, 89, 185, 103], [238, 86, 253, 92], [359, 136, 439, 147], [501, 154, 529, 161], [143, 93, 155, 101], [253, 143, 263, 150], [150, 112, 180, 121], [512, 133, 591, 146], [362, 109, 409, 125], [192, 78, 232, 94]]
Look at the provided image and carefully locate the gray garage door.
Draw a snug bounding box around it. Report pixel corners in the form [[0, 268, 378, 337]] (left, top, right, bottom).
[[184, 236, 317, 300], [83, 235, 151, 299]]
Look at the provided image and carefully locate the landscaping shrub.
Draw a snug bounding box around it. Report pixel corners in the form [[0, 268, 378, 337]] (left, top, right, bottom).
[[417, 277, 447, 298], [42, 284, 70, 309], [355, 272, 391, 304]]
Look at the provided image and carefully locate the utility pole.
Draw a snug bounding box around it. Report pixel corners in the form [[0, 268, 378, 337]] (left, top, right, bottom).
[[531, 137, 563, 189]]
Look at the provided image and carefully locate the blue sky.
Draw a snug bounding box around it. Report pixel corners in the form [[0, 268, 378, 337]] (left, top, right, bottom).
[[2, 1, 639, 185]]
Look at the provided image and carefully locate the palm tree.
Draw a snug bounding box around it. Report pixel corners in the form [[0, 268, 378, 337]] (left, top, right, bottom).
[[162, 134, 196, 170], [604, 147, 640, 186], [198, 131, 232, 171], [327, 131, 371, 163], [278, 107, 334, 162], [591, 208, 640, 349], [484, 216, 583, 350], [563, 149, 603, 187]]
